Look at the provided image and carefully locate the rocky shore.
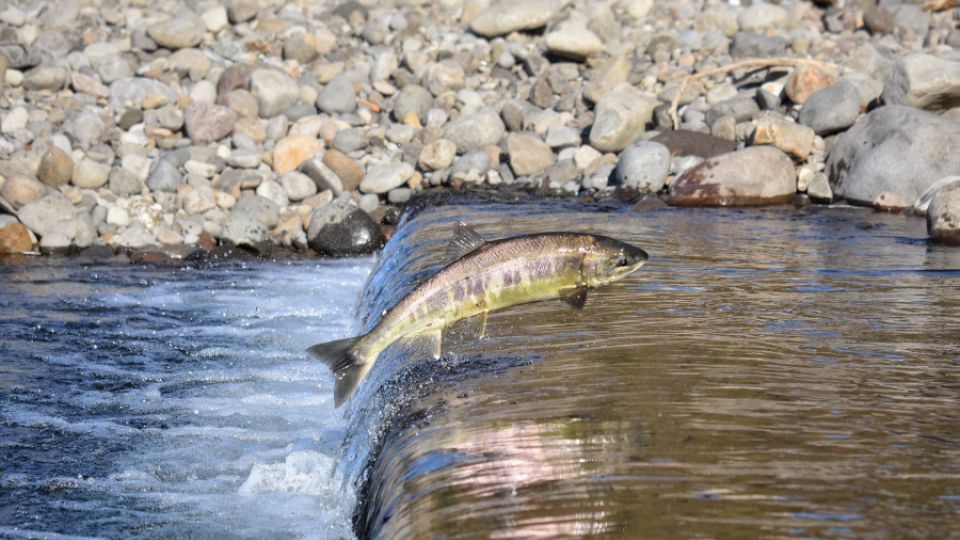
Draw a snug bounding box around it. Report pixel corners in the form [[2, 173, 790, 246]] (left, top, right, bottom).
[[0, 0, 959, 259]]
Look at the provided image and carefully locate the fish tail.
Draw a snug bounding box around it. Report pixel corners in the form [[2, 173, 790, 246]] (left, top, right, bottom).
[[306, 336, 370, 407]]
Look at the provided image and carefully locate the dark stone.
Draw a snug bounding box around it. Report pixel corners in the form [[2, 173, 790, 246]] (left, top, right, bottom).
[[78, 244, 116, 259], [118, 109, 144, 130], [309, 209, 385, 257], [863, 7, 894, 35], [651, 130, 737, 158]]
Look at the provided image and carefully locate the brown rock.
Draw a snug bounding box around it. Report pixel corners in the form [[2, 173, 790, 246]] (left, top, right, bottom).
[[669, 146, 797, 207], [273, 134, 321, 174], [785, 64, 838, 105], [0, 223, 34, 253], [651, 130, 737, 158], [323, 149, 363, 191], [751, 111, 815, 159], [36, 147, 74, 187], [1, 175, 47, 208], [505, 133, 556, 176]]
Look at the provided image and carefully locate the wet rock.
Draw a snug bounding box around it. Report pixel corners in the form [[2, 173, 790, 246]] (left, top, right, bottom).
[[185, 102, 237, 144], [69, 159, 108, 189], [798, 81, 861, 136], [1, 175, 46, 209], [360, 162, 415, 194], [506, 133, 555, 176], [752, 111, 814, 159], [827, 106, 960, 206], [148, 17, 205, 50], [250, 69, 299, 118], [613, 141, 671, 192], [927, 182, 960, 245], [273, 135, 322, 174], [444, 108, 506, 153], [0, 223, 34, 253], [669, 146, 796, 207], [419, 139, 457, 171], [309, 208, 384, 257], [588, 88, 659, 152], [785, 64, 838, 105], [651, 130, 737, 159], [469, 0, 559, 37], [37, 147, 74, 188], [882, 54, 960, 113], [316, 74, 357, 114]]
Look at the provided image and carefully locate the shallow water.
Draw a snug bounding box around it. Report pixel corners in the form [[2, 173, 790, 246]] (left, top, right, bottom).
[[347, 202, 960, 539], [2, 201, 960, 539], [0, 258, 372, 539]]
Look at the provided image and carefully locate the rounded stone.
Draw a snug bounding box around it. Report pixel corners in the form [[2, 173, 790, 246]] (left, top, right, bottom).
[[798, 81, 861, 136], [147, 17, 205, 50], [418, 139, 457, 171], [393, 84, 433, 123], [669, 146, 796, 207], [273, 135, 322, 174], [613, 141, 671, 192], [308, 209, 384, 257], [278, 171, 317, 201], [36, 147, 74, 187], [359, 162, 415, 194], [185, 102, 237, 144], [443, 108, 506, 153], [72, 159, 110, 189], [927, 182, 960, 245], [316, 74, 357, 114], [250, 69, 299, 118]]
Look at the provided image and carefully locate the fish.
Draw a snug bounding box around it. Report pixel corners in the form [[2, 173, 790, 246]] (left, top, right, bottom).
[[307, 222, 649, 407]]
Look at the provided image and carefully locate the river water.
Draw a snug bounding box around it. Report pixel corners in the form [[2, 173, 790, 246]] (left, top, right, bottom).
[[2, 201, 960, 539]]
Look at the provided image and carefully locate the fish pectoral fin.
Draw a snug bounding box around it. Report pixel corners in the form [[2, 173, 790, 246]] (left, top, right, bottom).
[[399, 330, 443, 360], [445, 221, 486, 263], [463, 311, 488, 340], [559, 284, 589, 310]]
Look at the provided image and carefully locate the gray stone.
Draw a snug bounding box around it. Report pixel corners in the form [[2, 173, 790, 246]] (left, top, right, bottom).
[[185, 102, 237, 144], [147, 160, 181, 192], [669, 146, 796, 206], [807, 172, 833, 203], [882, 54, 960, 113], [469, 0, 560, 37], [451, 151, 493, 176], [110, 77, 177, 110], [827, 106, 960, 206], [393, 85, 433, 123], [798, 81, 861, 136], [544, 26, 605, 60], [63, 109, 106, 149], [72, 159, 111, 189], [250, 69, 299, 118], [226, 149, 260, 169], [583, 54, 631, 103], [418, 139, 457, 171], [1, 106, 27, 133], [444, 108, 506, 152], [227, 0, 258, 23], [157, 105, 185, 131], [388, 188, 412, 204], [255, 180, 289, 207], [737, 3, 787, 32], [545, 125, 581, 149], [23, 65, 68, 91], [18, 193, 93, 247], [426, 60, 465, 96], [730, 32, 786, 59], [359, 162, 415, 194], [148, 17, 205, 50], [109, 169, 143, 197], [332, 128, 368, 153], [891, 4, 930, 36], [926, 181, 960, 244], [706, 96, 760, 127], [588, 89, 659, 152], [306, 200, 354, 240], [613, 141, 671, 192], [278, 171, 317, 201], [221, 210, 268, 246], [506, 133, 555, 177], [233, 195, 279, 228], [316, 74, 357, 114], [299, 157, 345, 195]]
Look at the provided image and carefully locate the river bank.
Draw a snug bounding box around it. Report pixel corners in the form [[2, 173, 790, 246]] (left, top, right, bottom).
[[0, 0, 959, 259]]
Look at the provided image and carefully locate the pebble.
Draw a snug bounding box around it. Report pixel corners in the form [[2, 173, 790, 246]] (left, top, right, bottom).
[[752, 111, 815, 159], [589, 88, 659, 152], [670, 146, 796, 207], [323, 150, 363, 191], [393, 85, 433, 123], [0, 223, 34, 254], [1, 106, 28, 133], [109, 169, 142, 197], [785, 64, 838, 105], [279, 171, 317, 202], [316, 74, 357, 114], [1, 175, 46, 209], [419, 139, 457, 171], [185, 102, 237, 144], [613, 141, 671, 193], [544, 25, 605, 60], [309, 208, 385, 257], [72, 159, 111, 189], [148, 17, 205, 50], [250, 69, 299, 118], [506, 133, 556, 177], [273, 135, 322, 174], [360, 162, 415, 194], [470, 0, 559, 37], [737, 3, 787, 32], [444, 108, 507, 153], [23, 65, 68, 91], [146, 160, 181, 192], [927, 182, 960, 245], [36, 147, 74, 187]]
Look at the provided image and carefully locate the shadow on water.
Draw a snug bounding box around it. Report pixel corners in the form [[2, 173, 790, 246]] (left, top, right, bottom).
[[339, 199, 960, 539]]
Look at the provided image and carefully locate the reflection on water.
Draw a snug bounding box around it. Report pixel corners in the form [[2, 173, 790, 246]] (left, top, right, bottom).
[[350, 202, 960, 539]]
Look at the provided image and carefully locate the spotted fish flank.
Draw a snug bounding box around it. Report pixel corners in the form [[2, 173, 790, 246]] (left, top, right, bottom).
[[307, 222, 649, 407]]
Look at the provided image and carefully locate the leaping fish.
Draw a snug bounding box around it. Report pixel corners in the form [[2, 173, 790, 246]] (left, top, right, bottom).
[[308, 222, 649, 407]]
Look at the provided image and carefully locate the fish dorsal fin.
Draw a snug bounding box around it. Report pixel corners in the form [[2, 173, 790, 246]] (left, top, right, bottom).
[[559, 284, 588, 310], [445, 221, 486, 263]]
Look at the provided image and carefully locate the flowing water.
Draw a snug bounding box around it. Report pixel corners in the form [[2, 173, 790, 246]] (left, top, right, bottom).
[[2, 200, 960, 539]]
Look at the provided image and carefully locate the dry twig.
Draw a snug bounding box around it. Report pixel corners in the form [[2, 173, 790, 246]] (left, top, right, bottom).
[[668, 58, 837, 131]]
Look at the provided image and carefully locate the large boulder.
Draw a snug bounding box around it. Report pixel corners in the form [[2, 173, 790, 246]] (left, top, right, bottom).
[[927, 181, 960, 245], [669, 146, 796, 207], [882, 54, 960, 112], [826, 106, 960, 206]]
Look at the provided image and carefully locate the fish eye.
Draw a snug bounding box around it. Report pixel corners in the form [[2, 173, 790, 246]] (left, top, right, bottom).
[[616, 254, 630, 267]]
